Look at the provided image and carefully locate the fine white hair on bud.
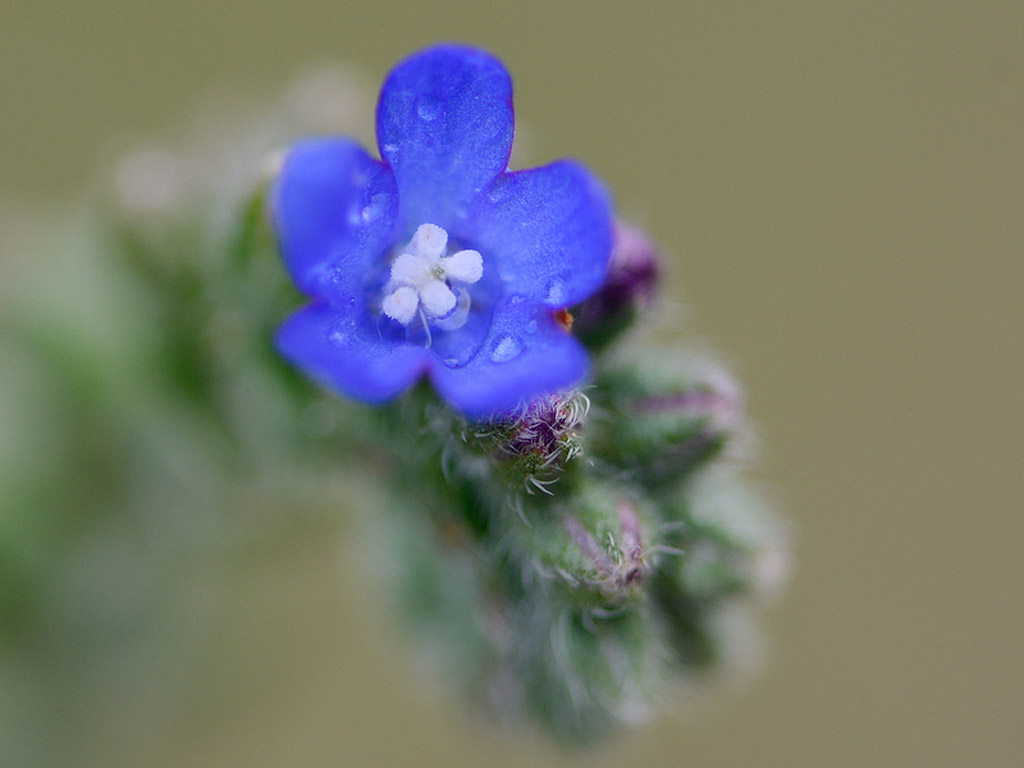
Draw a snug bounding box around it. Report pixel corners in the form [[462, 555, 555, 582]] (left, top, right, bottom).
[[381, 223, 483, 326]]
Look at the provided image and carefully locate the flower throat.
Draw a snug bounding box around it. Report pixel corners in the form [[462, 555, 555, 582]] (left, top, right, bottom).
[[381, 223, 483, 344]]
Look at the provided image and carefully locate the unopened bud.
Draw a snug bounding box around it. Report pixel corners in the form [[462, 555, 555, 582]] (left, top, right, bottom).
[[518, 484, 658, 604], [467, 391, 589, 492], [667, 472, 790, 601], [561, 497, 652, 597], [593, 363, 742, 490], [574, 220, 661, 349]]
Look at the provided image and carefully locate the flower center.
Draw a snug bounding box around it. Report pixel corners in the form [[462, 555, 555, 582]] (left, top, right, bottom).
[[381, 223, 484, 333]]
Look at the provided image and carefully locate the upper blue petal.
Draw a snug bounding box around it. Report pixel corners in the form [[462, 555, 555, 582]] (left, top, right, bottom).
[[429, 297, 589, 419], [469, 161, 613, 308], [272, 137, 398, 297], [276, 302, 431, 404], [376, 45, 514, 231]]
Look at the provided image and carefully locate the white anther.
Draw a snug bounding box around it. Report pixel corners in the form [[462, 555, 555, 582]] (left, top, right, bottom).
[[389, 252, 431, 287], [440, 249, 483, 284], [381, 285, 419, 324], [381, 223, 484, 327], [411, 223, 447, 262], [419, 280, 457, 317]]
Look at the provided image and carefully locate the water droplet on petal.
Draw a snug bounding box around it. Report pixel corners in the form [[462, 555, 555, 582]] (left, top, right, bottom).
[[328, 317, 354, 348], [361, 197, 384, 223], [490, 334, 523, 363], [546, 278, 568, 305], [417, 96, 442, 122], [323, 267, 348, 291], [346, 204, 362, 227]]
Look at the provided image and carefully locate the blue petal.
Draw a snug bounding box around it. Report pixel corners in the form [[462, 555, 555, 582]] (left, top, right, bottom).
[[376, 45, 514, 230], [272, 137, 398, 296], [470, 161, 613, 308], [430, 297, 589, 419], [276, 302, 430, 404]]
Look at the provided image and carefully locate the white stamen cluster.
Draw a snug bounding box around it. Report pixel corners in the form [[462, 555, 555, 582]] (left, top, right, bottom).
[[381, 223, 483, 326]]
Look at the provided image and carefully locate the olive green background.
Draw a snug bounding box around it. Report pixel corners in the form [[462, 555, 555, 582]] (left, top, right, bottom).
[[2, 1, 1022, 766]]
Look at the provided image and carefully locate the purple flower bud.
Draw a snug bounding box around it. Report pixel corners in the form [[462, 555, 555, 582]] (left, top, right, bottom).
[[573, 220, 661, 348], [472, 391, 588, 491], [502, 392, 586, 459]]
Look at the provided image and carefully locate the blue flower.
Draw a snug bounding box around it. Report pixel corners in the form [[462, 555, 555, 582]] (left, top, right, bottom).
[[272, 45, 613, 420]]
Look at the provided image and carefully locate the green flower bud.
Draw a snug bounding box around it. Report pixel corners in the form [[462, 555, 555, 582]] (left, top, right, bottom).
[[651, 471, 789, 669], [499, 593, 671, 744], [513, 482, 659, 604], [591, 360, 741, 491]]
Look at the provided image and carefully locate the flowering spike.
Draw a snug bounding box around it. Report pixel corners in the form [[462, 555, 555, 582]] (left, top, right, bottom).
[[5, 47, 785, 755], [263, 49, 784, 745]]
